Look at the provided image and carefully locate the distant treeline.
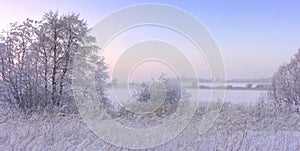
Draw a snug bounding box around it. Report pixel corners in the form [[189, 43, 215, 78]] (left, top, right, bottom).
[[180, 77, 272, 83]]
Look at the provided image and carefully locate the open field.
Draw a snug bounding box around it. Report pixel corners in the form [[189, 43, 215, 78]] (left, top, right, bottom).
[[1, 100, 299, 150]]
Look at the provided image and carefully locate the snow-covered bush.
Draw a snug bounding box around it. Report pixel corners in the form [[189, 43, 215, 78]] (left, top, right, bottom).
[[131, 74, 184, 117], [271, 49, 300, 110], [133, 74, 182, 102]]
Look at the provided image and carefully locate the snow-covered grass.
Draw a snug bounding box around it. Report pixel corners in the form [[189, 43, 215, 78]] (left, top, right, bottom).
[[0, 100, 300, 150]]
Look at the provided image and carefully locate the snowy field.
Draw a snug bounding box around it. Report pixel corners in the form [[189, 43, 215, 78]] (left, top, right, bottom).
[[1, 99, 300, 150]]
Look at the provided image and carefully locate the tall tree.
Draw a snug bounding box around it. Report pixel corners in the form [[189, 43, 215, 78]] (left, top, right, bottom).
[[0, 11, 107, 112]]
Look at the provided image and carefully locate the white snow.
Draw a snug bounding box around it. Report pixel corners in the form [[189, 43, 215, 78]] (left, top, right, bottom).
[[0, 100, 300, 150]]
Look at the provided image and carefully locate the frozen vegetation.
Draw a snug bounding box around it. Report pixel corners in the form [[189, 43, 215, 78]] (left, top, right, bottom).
[[1, 99, 300, 150]]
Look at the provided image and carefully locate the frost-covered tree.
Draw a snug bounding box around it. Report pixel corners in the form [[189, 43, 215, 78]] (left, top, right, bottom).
[[38, 11, 100, 106], [0, 19, 39, 110], [0, 11, 107, 112], [95, 57, 109, 104], [271, 49, 300, 108]]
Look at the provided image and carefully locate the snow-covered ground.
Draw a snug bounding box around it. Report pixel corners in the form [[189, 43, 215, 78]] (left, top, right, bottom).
[[1, 101, 300, 150]]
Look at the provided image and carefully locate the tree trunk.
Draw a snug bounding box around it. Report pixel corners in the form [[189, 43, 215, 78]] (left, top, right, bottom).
[[52, 29, 58, 106], [1, 58, 5, 81]]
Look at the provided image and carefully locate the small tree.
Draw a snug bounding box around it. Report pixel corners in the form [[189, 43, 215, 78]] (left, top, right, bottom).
[[131, 73, 183, 117], [271, 49, 300, 108]]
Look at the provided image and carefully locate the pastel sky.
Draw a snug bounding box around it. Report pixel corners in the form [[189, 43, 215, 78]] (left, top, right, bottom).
[[1, 0, 300, 80]]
